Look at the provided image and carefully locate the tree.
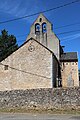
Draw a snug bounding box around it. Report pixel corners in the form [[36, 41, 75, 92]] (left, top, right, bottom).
[[0, 29, 18, 61]]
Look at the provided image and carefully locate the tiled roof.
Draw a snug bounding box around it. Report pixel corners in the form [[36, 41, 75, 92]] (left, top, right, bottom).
[[60, 52, 78, 61]]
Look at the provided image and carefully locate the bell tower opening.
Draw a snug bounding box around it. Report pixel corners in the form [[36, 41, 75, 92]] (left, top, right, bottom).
[[35, 23, 40, 41], [42, 23, 47, 33], [42, 22, 47, 46], [35, 22, 47, 46], [35, 23, 40, 35]]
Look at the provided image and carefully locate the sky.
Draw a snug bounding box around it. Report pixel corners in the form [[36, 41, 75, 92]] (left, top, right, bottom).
[[0, 0, 80, 68]]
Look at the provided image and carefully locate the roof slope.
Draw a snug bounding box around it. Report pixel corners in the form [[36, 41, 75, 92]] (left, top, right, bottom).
[[60, 52, 78, 62], [0, 38, 58, 63]]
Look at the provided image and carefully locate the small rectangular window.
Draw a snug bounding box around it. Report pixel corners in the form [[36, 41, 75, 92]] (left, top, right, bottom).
[[39, 18, 42, 22], [4, 65, 8, 70], [72, 63, 74, 65]]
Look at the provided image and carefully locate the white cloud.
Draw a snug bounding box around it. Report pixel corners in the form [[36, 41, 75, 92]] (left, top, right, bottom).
[[60, 33, 80, 42], [0, 0, 40, 24], [0, 0, 49, 23], [0, 0, 22, 16]]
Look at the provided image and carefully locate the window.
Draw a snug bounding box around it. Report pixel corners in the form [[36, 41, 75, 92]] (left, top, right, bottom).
[[39, 18, 42, 22], [72, 63, 74, 65], [4, 65, 8, 70], [66, 63, 68, 65]]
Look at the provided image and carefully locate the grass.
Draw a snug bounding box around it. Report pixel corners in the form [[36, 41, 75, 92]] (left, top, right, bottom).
[[0, 107, 80, 114]]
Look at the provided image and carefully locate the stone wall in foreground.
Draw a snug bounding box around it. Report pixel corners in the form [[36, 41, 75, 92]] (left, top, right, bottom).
[[0, 87, 80, 110]]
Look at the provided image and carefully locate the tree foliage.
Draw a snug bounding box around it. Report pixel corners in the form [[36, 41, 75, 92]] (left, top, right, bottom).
[[0, 29, 18, 61]]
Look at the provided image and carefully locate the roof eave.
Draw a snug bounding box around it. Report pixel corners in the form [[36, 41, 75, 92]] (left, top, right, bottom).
[[60, 59, 78, 62]]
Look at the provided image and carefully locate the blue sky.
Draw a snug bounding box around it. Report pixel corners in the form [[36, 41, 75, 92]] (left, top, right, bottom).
[[0, 0, 80, 68]]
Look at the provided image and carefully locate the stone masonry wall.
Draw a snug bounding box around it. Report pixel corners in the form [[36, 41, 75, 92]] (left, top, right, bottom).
[[0, 87, 80, 111], [61, 62, 79, 87], [0, 38, 54, 91]]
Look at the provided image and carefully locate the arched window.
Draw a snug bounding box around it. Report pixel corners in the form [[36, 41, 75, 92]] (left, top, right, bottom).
[[42, 23, 47, 33], [35, 23, 40, 34]]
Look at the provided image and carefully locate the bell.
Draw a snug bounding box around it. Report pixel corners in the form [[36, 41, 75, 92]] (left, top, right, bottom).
[[36, 26, 40, 31], [43, 26, 46, 30]]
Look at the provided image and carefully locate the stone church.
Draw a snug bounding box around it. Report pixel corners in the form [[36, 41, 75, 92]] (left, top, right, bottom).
[[0, 14, 79, 91]]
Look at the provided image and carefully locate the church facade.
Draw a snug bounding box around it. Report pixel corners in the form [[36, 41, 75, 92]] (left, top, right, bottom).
[[0, 14, 79, 91]]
